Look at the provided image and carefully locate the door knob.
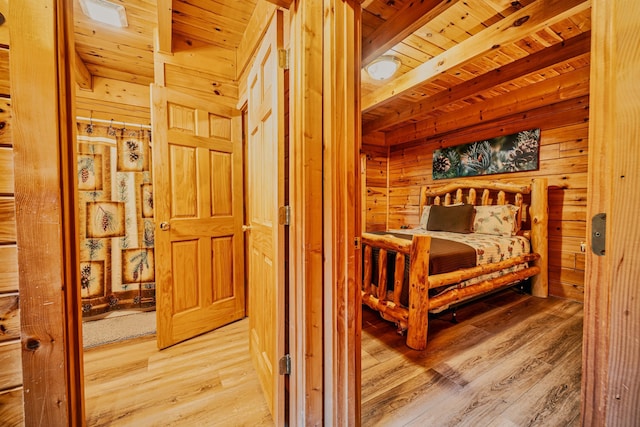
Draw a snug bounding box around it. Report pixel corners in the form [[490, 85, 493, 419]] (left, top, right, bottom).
[[160, 222, 170, 231], [242, 224, 252, 232]]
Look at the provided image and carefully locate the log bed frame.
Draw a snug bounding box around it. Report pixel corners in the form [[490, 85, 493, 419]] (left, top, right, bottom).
[[361, 178, 548, 350]]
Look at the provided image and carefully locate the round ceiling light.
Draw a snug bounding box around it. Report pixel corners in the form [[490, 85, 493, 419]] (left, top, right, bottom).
[[365, 56, 401, 81]]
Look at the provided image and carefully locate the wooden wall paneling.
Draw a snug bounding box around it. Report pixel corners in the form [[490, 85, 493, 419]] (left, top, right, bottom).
[[0, 5, 21, 422], [0, 49, 8, 98], [289, 0, 324, 423], [0, 341, 22, 390], [0, 0, 7, 47], [75, 77, 151, 125], [381, 98, 589, 302], [362, 144, 388, 232], [0, 295, 19, 343], [0, 147, 14, 194], [582, 0, 640, 424], [163, 63, 239, 108], [0, 245, 18, 293], [322, 0, 361, 424], [171, 34, 237, 81], [0, 97, 11, 147], [11, 0, 83, 424], [0, 387, 24, 425], [0, 196, 14, 243]]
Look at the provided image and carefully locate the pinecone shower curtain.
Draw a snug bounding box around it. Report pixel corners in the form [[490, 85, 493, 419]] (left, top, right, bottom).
[[76, 122, 156, 317]]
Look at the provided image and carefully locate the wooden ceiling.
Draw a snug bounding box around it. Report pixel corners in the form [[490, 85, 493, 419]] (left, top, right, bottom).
[[73, 0, 591, 142]]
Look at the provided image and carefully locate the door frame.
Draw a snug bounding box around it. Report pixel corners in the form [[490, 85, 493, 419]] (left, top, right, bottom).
[[12, 0, 85, 424]]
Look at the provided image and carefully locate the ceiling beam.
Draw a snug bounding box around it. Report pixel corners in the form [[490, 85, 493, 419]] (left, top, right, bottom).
[[361, 0, 591, 112], [156, 0, 173, 54], [361, 0, 459, 66], [363, 31, 592, 134], [74, 50, 93, 91], [263, 0, 293, 8], [385, 66, 591, 145]]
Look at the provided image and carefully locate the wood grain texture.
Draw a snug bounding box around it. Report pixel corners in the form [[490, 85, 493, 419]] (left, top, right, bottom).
[[0, 341, 22, 390], [0, 196, 15, 243], [362, 290, 583, 426], [288, 0, 327, 424], [582, 0, 640, 425], [0, 245, 18, 293], [367, 102, 588, 302], [84, 318, 273, 426], [323, 2, 362, 421], [361, 0, 590, 111], [0, 295, 19, 343], [0, 387, 24, 426], [0, 147, 14, 193], [11, 1, 81, 424], [75, 77, 151, 125]]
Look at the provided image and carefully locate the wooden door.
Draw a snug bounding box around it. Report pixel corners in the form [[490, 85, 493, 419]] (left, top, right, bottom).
[[151, 85, 245, 349], [246, 11, 286, 423]]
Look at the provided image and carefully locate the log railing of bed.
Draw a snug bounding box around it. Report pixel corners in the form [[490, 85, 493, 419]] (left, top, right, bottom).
[[361, 178, 548, 350]]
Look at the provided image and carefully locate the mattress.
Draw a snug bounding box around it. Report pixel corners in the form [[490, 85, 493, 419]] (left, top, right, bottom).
[[367, 229, 531, 309]]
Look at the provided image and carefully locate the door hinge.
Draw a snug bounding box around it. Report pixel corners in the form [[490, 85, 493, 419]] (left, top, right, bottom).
[[278, 48, 290, 70], [279, 354, 291, 375], [278, 205, 291, 226]]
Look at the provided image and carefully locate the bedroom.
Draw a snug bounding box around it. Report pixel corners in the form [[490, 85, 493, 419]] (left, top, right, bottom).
[[1, 0, 639, 425]]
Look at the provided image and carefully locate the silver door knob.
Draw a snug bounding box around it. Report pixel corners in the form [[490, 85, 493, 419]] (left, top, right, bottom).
[[242, 224, 252, 232], [160, 222, 170, 231]]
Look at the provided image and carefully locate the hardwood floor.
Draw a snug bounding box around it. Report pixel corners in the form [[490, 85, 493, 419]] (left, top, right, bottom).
[[361, 288, 583, 426], [84, 289, 583, 426], [83, 318, 273, 426]]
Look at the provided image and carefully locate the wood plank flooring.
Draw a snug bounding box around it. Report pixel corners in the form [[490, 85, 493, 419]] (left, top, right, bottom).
[[361, 289, 583, 426], [83, 318, 273, 426], [84, 289, 583, 426]]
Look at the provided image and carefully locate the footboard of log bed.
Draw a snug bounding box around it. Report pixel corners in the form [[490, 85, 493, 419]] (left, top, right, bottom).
[[361, 178, 548, 351]]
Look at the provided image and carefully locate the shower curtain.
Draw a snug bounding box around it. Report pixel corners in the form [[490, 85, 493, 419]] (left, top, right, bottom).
[[76, 122, 155, 317]]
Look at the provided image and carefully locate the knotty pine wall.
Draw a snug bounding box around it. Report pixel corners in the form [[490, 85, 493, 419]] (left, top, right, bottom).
[[363, 83, 588, 303], [76, 78, 151, 126], [0, 29, 26, 424]]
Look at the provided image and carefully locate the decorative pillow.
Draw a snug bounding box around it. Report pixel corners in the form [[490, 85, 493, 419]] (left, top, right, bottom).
[[426, 204, 475, 234], [473, 204, 519, 237], [419, 203, 463, 229]]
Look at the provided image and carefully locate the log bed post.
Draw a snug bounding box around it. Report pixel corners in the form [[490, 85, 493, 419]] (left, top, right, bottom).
[[406, 235, 431, 350], [530, 178, 548, 297]]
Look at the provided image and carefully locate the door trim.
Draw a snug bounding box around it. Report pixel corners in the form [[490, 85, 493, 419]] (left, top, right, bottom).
[[11, 0, 84, 424]]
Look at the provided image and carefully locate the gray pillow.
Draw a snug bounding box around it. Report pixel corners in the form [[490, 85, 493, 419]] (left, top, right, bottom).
[[426, 204, 475, 234]]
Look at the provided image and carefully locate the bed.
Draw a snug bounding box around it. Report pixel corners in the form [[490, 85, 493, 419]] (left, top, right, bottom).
[[361, 178, 548, 350]]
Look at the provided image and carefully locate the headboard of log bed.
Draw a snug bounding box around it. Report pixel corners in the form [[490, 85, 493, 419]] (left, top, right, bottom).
[[361, 178, 548, 350], [417, 178, 548, 297]]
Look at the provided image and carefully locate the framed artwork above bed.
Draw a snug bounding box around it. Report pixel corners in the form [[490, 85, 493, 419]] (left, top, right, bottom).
[[432, 128, 540, 180]]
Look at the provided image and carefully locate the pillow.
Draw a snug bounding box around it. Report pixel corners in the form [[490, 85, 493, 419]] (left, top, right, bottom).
[[419, 203, 463, 229], [426, 204, 475, 234], [473, 204, 519, 237]]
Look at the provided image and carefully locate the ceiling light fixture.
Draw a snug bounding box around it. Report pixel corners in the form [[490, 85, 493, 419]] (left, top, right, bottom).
[[79, 0, 128, 28], [365, 55, 401, 81]]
